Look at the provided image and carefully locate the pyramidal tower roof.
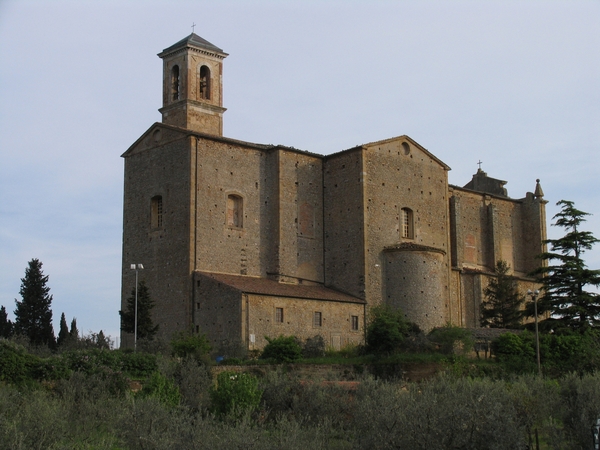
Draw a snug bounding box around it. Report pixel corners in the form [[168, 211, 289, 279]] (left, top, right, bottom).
[[158, 33, 227, 57]]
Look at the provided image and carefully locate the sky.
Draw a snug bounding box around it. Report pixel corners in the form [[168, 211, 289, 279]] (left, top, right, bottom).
[[0, 0, 598, 345]]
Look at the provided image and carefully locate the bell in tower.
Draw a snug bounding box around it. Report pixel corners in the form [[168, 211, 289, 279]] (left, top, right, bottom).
[[157, 33, 228, 136]]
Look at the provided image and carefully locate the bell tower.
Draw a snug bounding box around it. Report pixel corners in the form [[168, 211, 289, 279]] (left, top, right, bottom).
[[158, 33, 228, 136]]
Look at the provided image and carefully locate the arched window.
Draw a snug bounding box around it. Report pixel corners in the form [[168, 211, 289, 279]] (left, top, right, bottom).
[[199, 65, 211, 100], [171, 65, 180, 101], [227, 194, 243, 228], [151, 196, 163, 228], [401, 208, 414, 239]]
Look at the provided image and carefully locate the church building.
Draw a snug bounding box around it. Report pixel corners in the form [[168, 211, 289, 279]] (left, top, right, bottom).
[[120, 34, 547, 350]]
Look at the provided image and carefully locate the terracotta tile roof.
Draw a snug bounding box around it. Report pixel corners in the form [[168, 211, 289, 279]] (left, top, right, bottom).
[[196, 271, 365, 304], [468, 328, 521, 340]]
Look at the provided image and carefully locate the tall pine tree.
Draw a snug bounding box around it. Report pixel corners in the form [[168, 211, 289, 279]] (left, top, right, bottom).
[[534, 200, 600, 331], [120, 281, 158, 341], [14, 259, 56, 347], [481, 260, 525, 329]]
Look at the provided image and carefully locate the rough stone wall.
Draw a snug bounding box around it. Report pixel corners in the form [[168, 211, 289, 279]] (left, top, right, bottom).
[[194, 274, 243, 348], [193, 138, 274, 277], [161, 102, 223, 137], [449, 268, 464, 326], [362, 139, 451, 312], [449, 187, 543, 276], [459, 271, 484, 328], [323, 149, 366, 298], [384, 248, 448, 330], [274, 150, 324, 284], [246, 294, 364, 350], [449, 186, 546, 327], [449, 188, 494, 271], [520, 192, 548, 274], [121, 126, 194, 344]]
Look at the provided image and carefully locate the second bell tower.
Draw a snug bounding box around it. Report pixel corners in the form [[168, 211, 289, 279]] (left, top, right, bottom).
[[158, 33, 228, 136]]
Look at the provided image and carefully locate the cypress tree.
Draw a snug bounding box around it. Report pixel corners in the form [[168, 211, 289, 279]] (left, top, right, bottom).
[[69, 318, 79, 341], [480, 260, 525, 329], [0, 305, 13, 338], [57, 312, 70, 346], [120, 281, 158, 340], [13, 259, 56, 347]]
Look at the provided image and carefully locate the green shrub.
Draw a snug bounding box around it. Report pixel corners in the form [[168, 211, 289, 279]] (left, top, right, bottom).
[[492, 332, 533, 358], [121, 351, 158, 377], [170, 331, 211, 361], [428, 324, 474, 355], [0, 340, 38, 385], [210, 371, 262, 417], [260, 335, 302, 363], [137, 371, 181, 408], [302, 334, 326, 358], [174, 358, 213, 411], [29, 354, 70, 381], [365, 305, 414, 354]]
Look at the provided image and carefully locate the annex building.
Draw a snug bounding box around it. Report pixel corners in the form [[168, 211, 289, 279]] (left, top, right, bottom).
[[120, 34, 547, 350]]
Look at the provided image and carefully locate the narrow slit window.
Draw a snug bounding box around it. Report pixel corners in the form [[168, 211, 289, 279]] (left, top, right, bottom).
[[151, 196, 163, 228], [401, 207, 414, 239], [199, 65, 211, 100], [351, 315, 359, 331], [227, 194, 243, 228], [313, 312, 322, 327], [171, 65, 180, 101], [275, 307, 284, 323]]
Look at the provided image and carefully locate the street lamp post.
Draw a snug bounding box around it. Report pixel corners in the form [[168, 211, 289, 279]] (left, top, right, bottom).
[[130, 264, 144, 351], [528, 289, 541, 376]]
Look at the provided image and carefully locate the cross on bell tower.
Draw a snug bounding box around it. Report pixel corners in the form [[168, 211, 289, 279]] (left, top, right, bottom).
[[157, 33, 228, 136]]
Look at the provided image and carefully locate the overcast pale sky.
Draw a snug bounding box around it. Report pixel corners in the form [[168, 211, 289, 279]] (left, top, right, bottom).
[[0, 0, 598, 343]]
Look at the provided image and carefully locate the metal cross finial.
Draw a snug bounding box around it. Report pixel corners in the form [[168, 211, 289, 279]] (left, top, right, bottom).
[[191, 22, 196, 33], [477, 160, 483, 170]]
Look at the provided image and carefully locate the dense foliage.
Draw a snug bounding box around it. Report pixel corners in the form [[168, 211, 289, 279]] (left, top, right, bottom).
[[170, 331, 212, 361], [3, 345, 600, 449], [533, 200, 600, 331], [13, 259, 56, 347], [365, 304, 418, 354], [428, 324, 474, 355], [492, 329, 600, 376], [481, 260, 525, 328], [260, 335, 303, 363], [210, 371, 262, 417]]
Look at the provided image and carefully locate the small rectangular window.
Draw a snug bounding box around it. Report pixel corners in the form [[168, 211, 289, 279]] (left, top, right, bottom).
[[227, 194, 243, 228], [275, 307, 284, 323], [401, 208, 414, 239], [351, 315, 359, 331], [151, 196, 163, 228], [313, 312, 322, 327]]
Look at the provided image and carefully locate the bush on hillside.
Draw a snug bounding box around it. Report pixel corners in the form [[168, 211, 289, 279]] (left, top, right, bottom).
[[428, 325, 474, 356], [365, 305, 417, 354], [302, 334, 326, 358], [260, 335, 302, 363], [210, 371, 262, 418], [170, 331, 211, 362]]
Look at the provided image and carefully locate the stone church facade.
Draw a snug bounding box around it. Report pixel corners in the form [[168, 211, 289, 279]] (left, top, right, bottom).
[[120, 34, 547, 350]]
